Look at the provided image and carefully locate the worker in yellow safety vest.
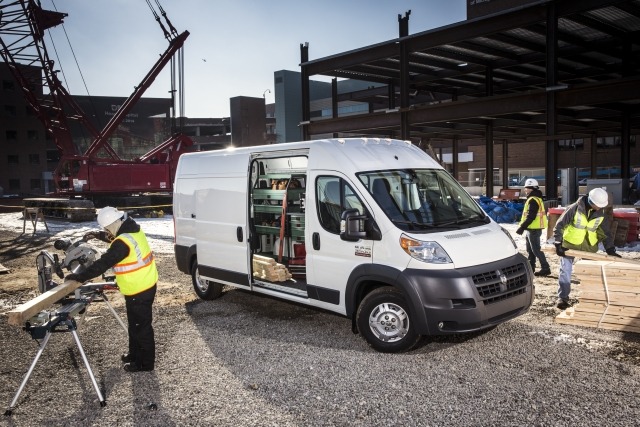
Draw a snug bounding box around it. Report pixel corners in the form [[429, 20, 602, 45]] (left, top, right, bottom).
[[516, 178, 551, 277], [552, 187, 619, 310], [65, 206, 158, 372]]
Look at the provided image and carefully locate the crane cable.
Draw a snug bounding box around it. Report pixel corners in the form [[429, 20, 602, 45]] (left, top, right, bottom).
[[48, 0, 101, 131], [145, 0, 170, 40], [146, 0, 185, 130]]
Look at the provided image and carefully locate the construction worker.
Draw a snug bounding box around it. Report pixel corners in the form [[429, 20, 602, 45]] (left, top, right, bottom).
[[516, 178, 551, 276], [552, 187, 620, 310], [65, 206, 158, 372]]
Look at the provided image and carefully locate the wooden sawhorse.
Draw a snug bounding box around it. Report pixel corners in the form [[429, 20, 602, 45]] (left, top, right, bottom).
[[23, 207, 49, 235]]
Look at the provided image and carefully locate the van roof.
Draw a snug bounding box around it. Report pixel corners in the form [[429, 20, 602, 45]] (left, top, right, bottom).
[[179, 138, 443, 173]]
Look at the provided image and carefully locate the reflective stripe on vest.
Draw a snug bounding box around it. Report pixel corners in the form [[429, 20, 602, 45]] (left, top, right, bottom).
[[112, 231, 158, 296], [519, 196, 548, 230], [562, 210, 604, 247]]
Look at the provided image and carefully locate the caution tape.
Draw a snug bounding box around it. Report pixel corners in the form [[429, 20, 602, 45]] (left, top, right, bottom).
[[0, 203, 173, 211]]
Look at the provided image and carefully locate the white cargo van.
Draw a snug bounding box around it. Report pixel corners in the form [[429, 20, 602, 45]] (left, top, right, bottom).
[[173, 138, 533, 352]]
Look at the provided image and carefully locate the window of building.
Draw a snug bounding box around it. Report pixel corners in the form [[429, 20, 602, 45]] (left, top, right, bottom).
[[3, 80, 15, 91], [8, 179, 20, 191], [29, 154, 40, 164], [8, 155, 19, 165], [30, 178, 41, 190], [4, 105, 16, 116], [558, 138, 584, 151], [5, 130, 17, 140], [46, 149, 60, 163], [28, 130, 38, 141]]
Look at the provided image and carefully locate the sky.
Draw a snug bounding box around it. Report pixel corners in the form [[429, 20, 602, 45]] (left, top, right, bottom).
[[39, 0, 467, 118]]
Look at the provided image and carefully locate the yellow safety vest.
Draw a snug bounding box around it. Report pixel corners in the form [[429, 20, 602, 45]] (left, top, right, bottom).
[[112, 231, 158, 296], [519, 196, 548, 230], [562, 210, 604, 247]]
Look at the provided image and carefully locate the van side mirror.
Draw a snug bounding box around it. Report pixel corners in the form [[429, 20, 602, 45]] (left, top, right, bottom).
[[340, 209, 381, 241]]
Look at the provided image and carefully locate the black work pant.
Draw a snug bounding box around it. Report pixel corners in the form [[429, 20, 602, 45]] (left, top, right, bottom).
[[124, 284, 156, 369]]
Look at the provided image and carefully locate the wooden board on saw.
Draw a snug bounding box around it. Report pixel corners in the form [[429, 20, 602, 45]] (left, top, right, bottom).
[[6, 280, 83, 326], [555, 259, 640, 333], [252, 255, 292, 282]]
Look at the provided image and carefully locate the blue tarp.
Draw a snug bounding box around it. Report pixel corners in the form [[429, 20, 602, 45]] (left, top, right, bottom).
[[477, 197, 524, 223]]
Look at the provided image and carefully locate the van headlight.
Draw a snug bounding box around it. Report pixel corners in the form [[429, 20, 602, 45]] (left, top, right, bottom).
[[400, 234, 452, 264]]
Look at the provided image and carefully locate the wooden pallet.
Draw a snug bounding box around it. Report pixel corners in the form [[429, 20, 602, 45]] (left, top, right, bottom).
[[555, 259, 640, 333]]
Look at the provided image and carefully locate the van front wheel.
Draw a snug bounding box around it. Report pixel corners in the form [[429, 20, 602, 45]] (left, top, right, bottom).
[[191, 260, 223, 300], [356, 287, 420, 353]]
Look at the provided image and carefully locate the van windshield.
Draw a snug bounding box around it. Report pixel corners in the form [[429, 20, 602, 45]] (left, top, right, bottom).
[[358, 169, 489, 232]]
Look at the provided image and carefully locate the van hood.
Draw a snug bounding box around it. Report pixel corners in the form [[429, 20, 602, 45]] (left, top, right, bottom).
[[405, 222, 518, 269]]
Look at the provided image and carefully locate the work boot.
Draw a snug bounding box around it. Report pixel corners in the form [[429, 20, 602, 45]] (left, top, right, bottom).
[[123, 363, 153, 372], [121, 353, 133, 363], [534, 268, 552, 277], [556, 298, 571, 310]]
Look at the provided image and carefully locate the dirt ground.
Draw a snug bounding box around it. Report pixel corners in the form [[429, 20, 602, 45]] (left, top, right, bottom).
[[2, 229, 640, 365]]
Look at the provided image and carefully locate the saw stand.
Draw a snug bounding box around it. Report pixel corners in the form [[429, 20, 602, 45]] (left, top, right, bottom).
[[4, 282, 127, 416]]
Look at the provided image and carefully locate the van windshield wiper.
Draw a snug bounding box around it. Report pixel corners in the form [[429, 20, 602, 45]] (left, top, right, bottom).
[[389, 219, 436, 229], [435, 216, 488, 227]]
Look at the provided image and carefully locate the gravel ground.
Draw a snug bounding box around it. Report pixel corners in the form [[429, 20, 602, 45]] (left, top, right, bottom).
[[1, 225, 640, 426]]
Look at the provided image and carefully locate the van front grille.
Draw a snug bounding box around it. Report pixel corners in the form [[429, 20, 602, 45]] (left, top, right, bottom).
[[472, 263, 528, 305]]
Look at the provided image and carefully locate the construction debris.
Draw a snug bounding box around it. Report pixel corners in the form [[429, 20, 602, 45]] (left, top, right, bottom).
[[252, 255, 292, 282], [0, 263, 9, 274], [555, 259, 640, 333]]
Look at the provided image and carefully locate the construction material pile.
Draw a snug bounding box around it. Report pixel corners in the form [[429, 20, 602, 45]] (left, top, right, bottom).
[[252, 255, 292, 282], [556, 259, 640, 333]]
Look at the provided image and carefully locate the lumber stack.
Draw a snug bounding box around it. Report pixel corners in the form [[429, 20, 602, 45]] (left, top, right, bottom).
[[252, 255, 292, 282], [555, 260, 640, 333]]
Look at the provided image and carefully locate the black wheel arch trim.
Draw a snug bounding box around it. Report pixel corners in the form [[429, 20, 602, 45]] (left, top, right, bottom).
[[345, 263, 429, 335]]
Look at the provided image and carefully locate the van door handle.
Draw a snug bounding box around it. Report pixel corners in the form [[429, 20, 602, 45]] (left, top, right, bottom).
[[312, 232, 320, 250], [236, 227, 243, 242]]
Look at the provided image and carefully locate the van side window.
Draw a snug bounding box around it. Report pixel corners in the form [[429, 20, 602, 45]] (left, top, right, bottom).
[[316, 176, 364, 234]]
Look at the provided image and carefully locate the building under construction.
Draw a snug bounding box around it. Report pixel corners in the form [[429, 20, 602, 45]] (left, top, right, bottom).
[[295, 0, 640, 202]]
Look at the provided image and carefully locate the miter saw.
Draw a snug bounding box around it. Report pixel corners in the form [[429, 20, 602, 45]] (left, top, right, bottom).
[[35, 236, 114, 294]]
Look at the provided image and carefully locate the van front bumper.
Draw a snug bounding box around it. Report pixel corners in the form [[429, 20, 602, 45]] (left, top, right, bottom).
[[400, 253, 534, 335]]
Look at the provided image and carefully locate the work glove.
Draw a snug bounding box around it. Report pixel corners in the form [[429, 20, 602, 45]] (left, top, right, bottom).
[[515, 227, 524, 235], [554, 242, 566, 257], [82, 232, 97, 241], [64, 273, 83, 283], [606, 247, 622, 258]]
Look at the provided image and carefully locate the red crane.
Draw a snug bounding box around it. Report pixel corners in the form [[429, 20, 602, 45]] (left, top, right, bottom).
[[0, 0, 192, 200]]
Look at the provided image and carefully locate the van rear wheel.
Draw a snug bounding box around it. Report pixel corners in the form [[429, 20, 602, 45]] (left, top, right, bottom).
[[356, 287, 420, 353], [191, 260, 223, 300]]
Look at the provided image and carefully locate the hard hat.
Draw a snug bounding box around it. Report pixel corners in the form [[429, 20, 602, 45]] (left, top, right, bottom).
[[588, 187, 609, 208], [97, 206, 125, 231], [524, 178, 539, 188]]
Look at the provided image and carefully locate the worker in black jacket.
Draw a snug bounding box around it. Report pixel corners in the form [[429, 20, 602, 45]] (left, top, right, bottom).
[[65, 206, 158, 372], [516, 178, 551, 277]]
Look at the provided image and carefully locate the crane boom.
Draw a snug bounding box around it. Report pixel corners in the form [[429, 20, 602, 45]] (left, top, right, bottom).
[[0, 0, 193, 198]]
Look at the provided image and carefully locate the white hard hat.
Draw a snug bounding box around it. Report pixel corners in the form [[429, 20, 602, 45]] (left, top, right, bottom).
[[97, 206, 125, 231], [588, 187, 609, 208], [524, 178, 539, 188]]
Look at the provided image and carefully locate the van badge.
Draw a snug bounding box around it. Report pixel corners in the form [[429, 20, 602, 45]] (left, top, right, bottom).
[[355, 245, 372, 257], [497, 269, 508, 291]]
